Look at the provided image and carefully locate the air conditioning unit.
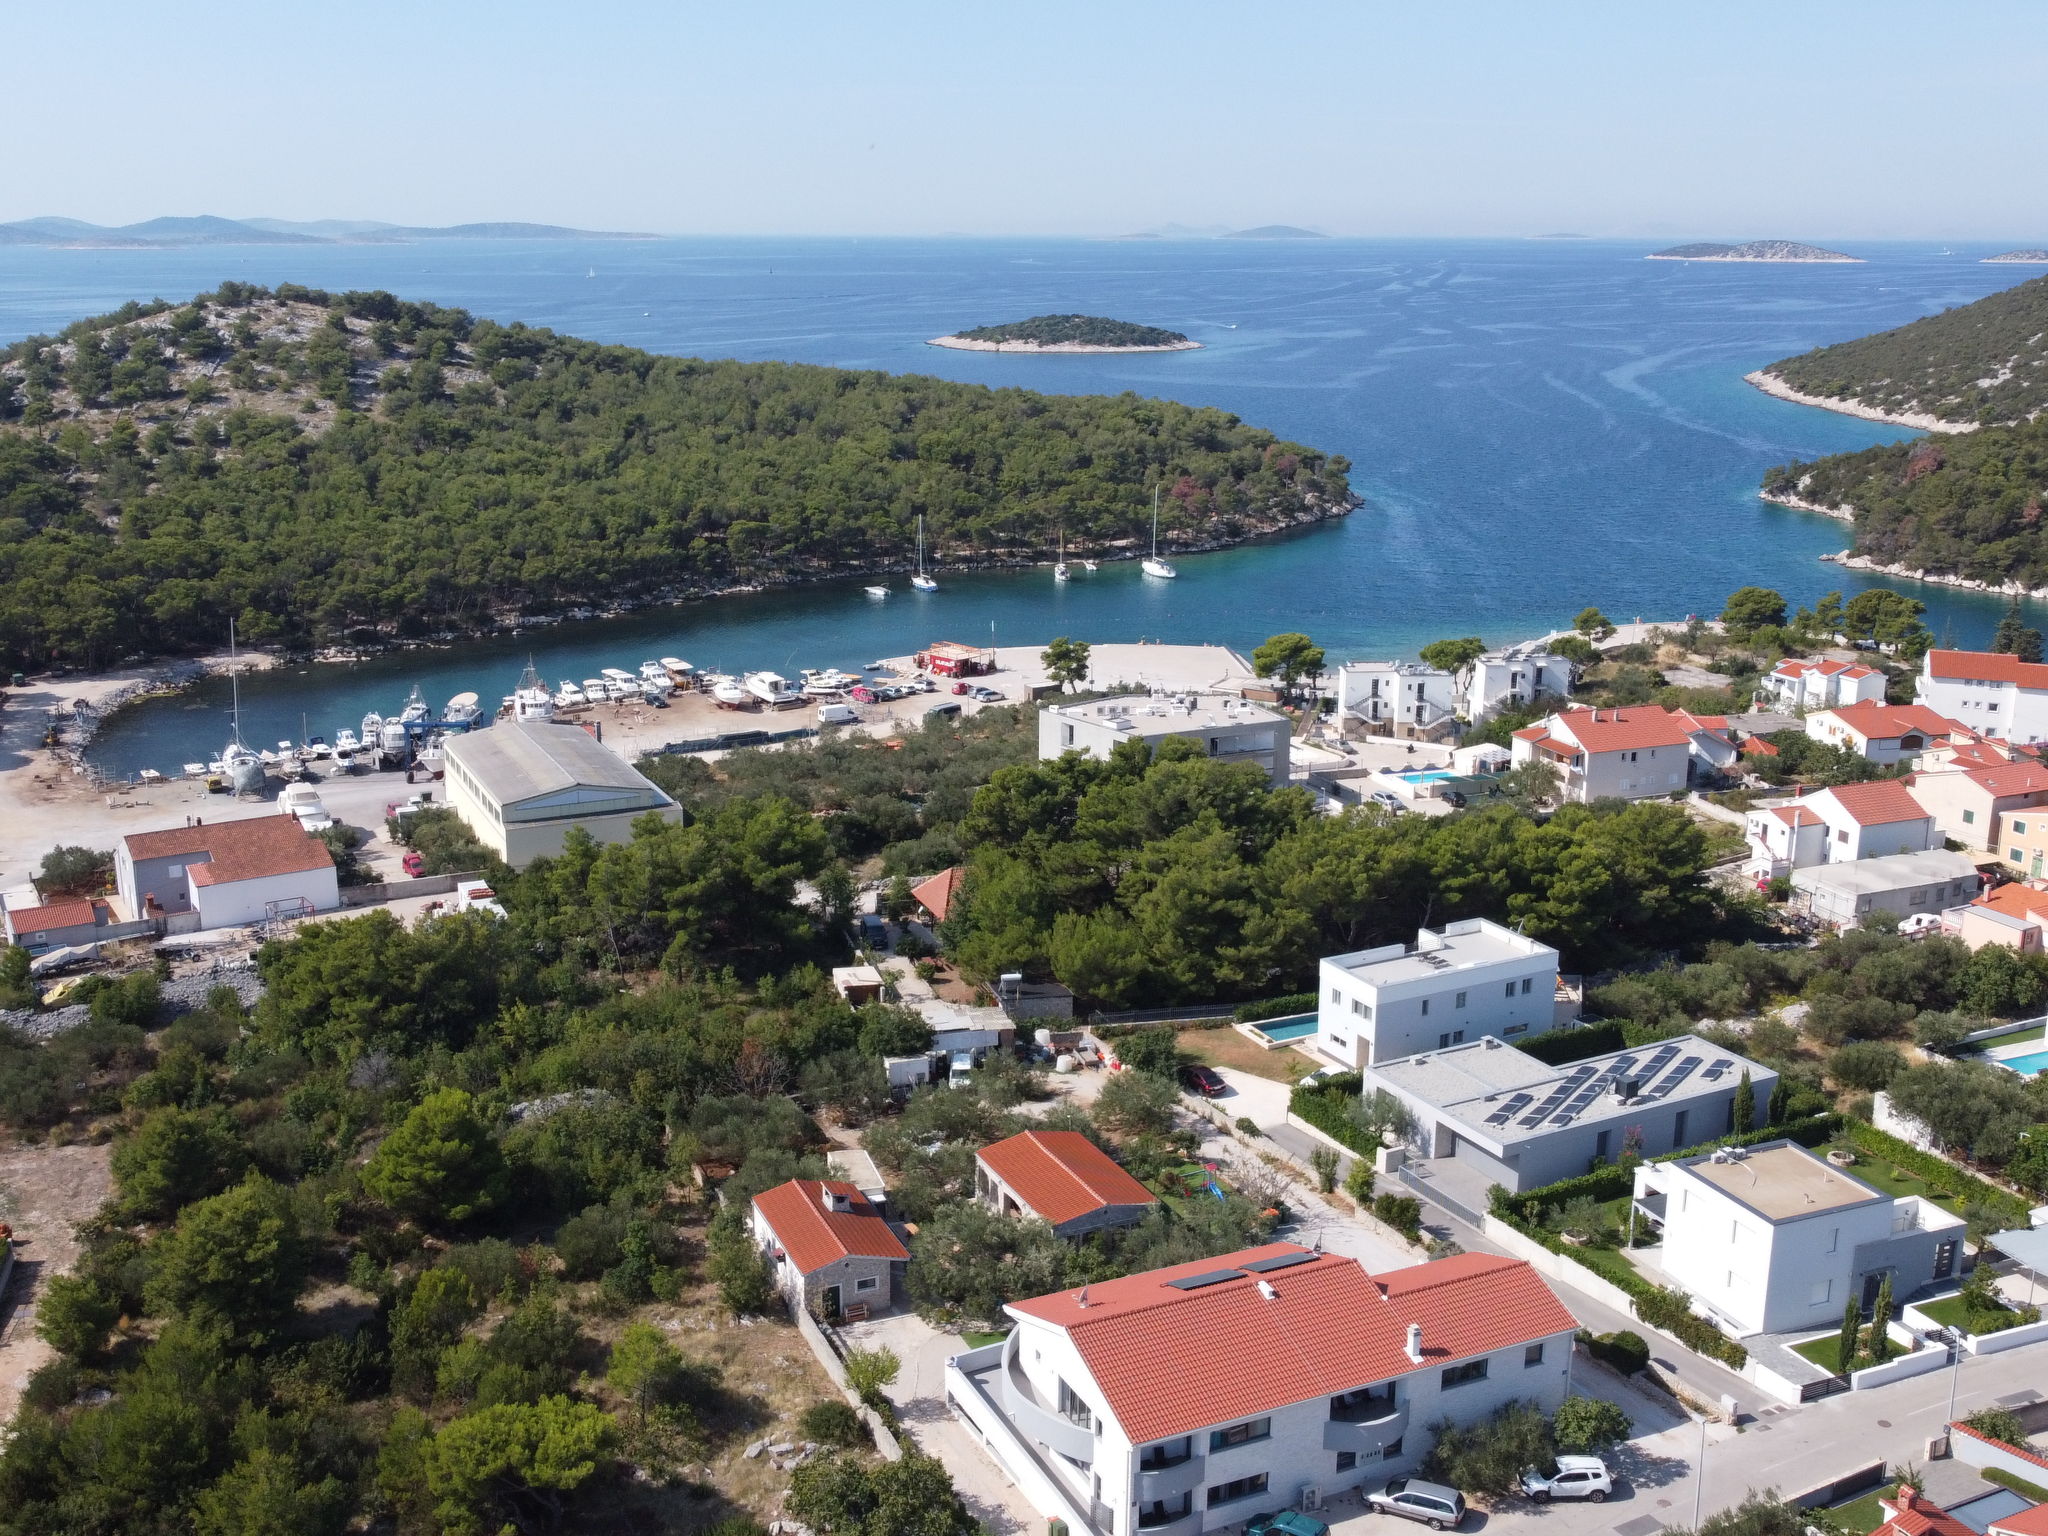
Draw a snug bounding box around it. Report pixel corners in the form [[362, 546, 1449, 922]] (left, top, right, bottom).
[[1300, 1485, 1324, 1512]]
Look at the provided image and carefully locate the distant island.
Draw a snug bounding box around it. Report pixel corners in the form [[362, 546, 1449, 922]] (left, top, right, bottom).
[[1222, 225, 1326, 240], [1529, 233, 1592, 240], [0, 215, 656, 248], [1648, 240, 1860, 262], [929, 314, 1200, 354], [1108, 224, 1327, 242], [1985, 250, 2048, 263]]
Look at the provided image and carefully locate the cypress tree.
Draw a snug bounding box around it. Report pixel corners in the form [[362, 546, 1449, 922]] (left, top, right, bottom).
[[1838, 1298, 1861, 1374], [1869, 1273, 1895, 1363], [1733, 1070, 1757, 1133]]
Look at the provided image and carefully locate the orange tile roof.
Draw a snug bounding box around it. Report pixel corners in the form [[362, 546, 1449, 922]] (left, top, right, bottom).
[[1819, 701, 1961, 742], [1555, 707, 1697, 753], [1818, 780, 1929, 827], [1006, 1245, 1576, 1444], [976, 1131, 1159, 1226], [1964, 762, 2048, 797], [1878, 1487, 1981, 1536], [911, 866, 964, 923], [1953, 1421, 2048, 1472], [1988, 1505, 2048, 1536], [125, 816, 333, 885], [1928, 649, 2048, 689], [1769, 805, 1822, 828], [752, 1178, 907, 1276], [1970, 883, 2048, 925], [4, 897, 106, 937]]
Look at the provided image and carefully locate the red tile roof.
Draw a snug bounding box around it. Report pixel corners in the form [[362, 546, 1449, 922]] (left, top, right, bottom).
[[1817, 780, 1930, 827], [3, 897, 107, 938], [1963, 762, 2048, 797], [1952, 1421, 2048, 1472], [1817, 701, 1961, 742], [977, 1131, 1159, 1226], [1006, 1245, 1576, 1444], [1775, 658, 1881, 681], [1555, 707, 1696, 753], [1878, 1487, 1981, 1536], [1928, 649, 2048, 689], [125, 816, 333, 886], [1988, 1504, 2048, 1536], [1971, 883, 2048, 925], [911, 866, 964, 923], [1769, 806, 1822, 828], [752, 1178, 907, 1276]]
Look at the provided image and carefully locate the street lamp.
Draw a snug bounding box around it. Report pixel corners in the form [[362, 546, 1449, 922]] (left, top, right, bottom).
[[1944, 1325, 1966, 1426], [1693, 1413, 1708, 1529]]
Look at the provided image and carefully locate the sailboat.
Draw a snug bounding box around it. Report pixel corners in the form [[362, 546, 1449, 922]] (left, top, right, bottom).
[[221, 621, 266, 795], [1142, 487, 1178, 579], [911, 514, 938, 591], [1054, 529, 1069, 583]]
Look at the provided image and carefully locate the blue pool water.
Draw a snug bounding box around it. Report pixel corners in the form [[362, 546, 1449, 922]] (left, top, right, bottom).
[[1395, 769, 1456, 785], [1996, 1049, 2048, 1077], [1255, 1015, 1320, 1041]]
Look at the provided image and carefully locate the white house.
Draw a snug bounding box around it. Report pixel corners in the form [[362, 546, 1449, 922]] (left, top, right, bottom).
[[1335, 661, 1459, 740], [1757, 657, 1887, 714], [1509, 706, 1736, 803], [1918, 649, 2048, 744], [1039, 694, 1292, 786], [1742, 781, 1937, 879], [116, 816, 339, 928], [1806, 701, 1968, 765], [1313, 918, 1561, 1070], [945, 1245, 1577, 1536], [1460, 642, 1575, 723], [1632, 1140, 1964, 1337], [1788, 849, 1985, 929], [1363, 1033, 1776, 1194]]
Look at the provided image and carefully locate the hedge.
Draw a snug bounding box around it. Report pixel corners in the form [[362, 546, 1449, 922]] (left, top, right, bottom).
[[1289, 1078, 1372, 1155], [1840, 1121, 2031, 1228], [1235, 993, 1317, 1025], [1500, 1113, 1841, 1224], [1515, 1018, 1685, 1067]]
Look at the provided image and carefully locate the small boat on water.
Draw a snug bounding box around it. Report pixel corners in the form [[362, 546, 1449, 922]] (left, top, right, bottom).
[[1054, 529, 1069, 583], [1082, 559, 1098, 572], [1141, 486, 1178, 580], [745, 671, 804, 708], [661, 656, 695, 688], [705, 673, 747, 708], [865, 585, 889, 598], [911, 513, 938, 591]]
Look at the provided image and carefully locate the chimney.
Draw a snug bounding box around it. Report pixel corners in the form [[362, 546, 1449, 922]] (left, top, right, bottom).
[[1256, 1280, 1278, 1301], [1075, 1285, 1090, 1310], [1893, 1489, 1917, 1513], [1405, 1323, 1424, 1364], [822, 1186, 852, 1214]]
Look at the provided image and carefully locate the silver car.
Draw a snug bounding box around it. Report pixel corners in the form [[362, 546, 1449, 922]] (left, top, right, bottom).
[[1367, 1478, 1467, 1530]]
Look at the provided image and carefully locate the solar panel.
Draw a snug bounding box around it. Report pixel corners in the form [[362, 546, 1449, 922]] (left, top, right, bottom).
[[1164, 1269, 1245, 1290], [1486, 1092, 1533, 1127], [1644, 1056, 1702, 1100], [1703, 1062, 1728, 1081], [1242, 1252, 1319, 1274]]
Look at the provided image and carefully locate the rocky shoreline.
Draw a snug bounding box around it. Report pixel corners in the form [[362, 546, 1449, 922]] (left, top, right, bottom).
[[1759, 488, 1854, 524], [1762, 487, 2048, 599], [1744, 369, 1977, 435]]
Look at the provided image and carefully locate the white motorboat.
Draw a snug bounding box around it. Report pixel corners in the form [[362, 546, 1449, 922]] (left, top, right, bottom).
[[601, 667, 637, 691], [582, 677, 613, 703], [259, 748, 281, 766], [706, 673, 748, 708], [378, 718, 411, 767], [1082, 559, 1098, 572], [1054, 529, 1069, 582], [332, 748, 356, 772], [553, 680, 589, 710], [865, 585, 889, 598], [911, 513, 938, 591], [335, 728, 361, 753], [744, 671, 804, 708], [301, 737, 331, 760], [661, 656, 695, 688], [396, 684, 431, 725], [183, 762, 207, 778], [443, 691, 484, 727], [139, 767, 165, 785], [509, 665, 555, 721], [1142, 486, 1178, 579], [278, 740, 296, 757], [801, 668, 861, 697], [417, 736, 446, 775], [639, 661, 674, 692], [361, 711, 384, 747]]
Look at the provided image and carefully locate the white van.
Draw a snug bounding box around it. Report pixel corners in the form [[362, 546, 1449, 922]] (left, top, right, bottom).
[[817, 703, 859, 726]]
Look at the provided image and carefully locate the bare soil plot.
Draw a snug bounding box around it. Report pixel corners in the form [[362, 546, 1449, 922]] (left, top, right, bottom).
[[0, 1140, 115, 1421]]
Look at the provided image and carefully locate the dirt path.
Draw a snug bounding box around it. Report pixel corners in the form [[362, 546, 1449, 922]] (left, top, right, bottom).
[[0, 1141, 115, 1421]]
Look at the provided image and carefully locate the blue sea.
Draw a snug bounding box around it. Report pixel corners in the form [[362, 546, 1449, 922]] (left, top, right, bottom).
[[0, 235, 2030, 776]]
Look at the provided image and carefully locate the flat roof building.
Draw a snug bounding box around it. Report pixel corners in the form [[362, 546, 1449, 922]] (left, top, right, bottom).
[[441, 721, 681, 868], [1313, 918, 1563, 1069], [1040, 693, 1291, 785], [1363, 1032, 1776, 1193], [1788, 849, 1984, 929]]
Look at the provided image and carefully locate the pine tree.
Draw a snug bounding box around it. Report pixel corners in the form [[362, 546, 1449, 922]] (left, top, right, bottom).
[[1993, 600, 2027, 656]]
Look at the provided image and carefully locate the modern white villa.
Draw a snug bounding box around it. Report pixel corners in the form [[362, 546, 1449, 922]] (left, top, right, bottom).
[[1632, 1140, 1964, 1338], [1759, 656, 1887, 714], [1335, 660, 1460, 740], [946, 1244, 1577, 1536], [1039, 694, 1292, 786], [1918, 649, 2048, 744], [1311, 918, 1564, 1069]]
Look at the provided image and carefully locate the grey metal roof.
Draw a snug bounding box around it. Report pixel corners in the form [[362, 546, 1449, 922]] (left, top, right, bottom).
[[1789, 848, 1983, 898], [444, 722, 671, 810]]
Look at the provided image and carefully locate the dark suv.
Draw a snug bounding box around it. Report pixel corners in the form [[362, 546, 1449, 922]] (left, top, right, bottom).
[[1177, 1064, 1227, 1097]]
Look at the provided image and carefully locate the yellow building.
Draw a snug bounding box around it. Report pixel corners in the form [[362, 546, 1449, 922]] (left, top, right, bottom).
[[441, 722, 681, 869]]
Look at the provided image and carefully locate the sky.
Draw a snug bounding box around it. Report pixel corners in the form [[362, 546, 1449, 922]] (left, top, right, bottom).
[[13, 1, 2045, 239]]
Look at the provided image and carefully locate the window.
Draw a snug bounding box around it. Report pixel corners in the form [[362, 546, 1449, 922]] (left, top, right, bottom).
[[2014, 849, 2025, 863], [2017, 820, 2030, 835], [1455, 990, 1467, 1009], [1524, 1343, 1545, 1367], [1209, 1417, 1271, 1451], [1521, 977, 1533, 994], [1336, 1452, 1358, 1472], [1672, 1110, 1688, 1146], [1140, 1438, 1193, 1470], [1062, 723, 1074, 747], [1837, 829, 1850, 844], [1504, 1023, 1528, 1037], [1384, 1438, 1404, 1461], [1420, 999, 1430, 1016], [1207, 1474, 1269, 1508], [1140, 1494, 1193, 1528], [167, 863, 185, 878], [1440, 1360, 1488, 1389], [1810, 1279, 1833, 1306], [1595, 1130, 1610, 1160], [1331, 987, 1342, 1005], [1352, 999, 1370, 1019], [855, 1275, 879, 1292], [1963, 809, 1977, 824], [1505, 981, 1516, 998]]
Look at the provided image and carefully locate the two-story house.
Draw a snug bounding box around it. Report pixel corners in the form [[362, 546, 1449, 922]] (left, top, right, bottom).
[[1917, 650, 2048, 743], [1633, 1140, 1964, 1337], [1758, 657, 1888, 714], [945, 1245, 1577, 1536], [1806, 701, 1969, 766], [1904, 761, 2048, 874], [1742, 781, 1936, 879], [1335, 661, 1460, 741], [1509, 705, 1736, 803], [1313, 918, 1562, 1070], [1459, 643, 1575, 724]]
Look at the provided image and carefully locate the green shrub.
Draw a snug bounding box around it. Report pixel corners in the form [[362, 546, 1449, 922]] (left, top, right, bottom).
[[1516, 1022, 1628, 1065], [1584, 1328, 1650, 1376], [1234, 993, 1316, 1024], [798, 1399, 868, 1449], [1372, 1193, 1422, 1239], [1842, 1121, 2029, 1228]]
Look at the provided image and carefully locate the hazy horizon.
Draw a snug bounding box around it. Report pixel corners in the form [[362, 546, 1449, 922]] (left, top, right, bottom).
[[13, 0, 2045, 241]]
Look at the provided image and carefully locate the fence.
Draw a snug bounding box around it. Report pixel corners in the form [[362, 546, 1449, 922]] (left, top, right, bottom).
[[789, 1305, 903, 1461], [339, 872, 474, 907], [1093, 1003, 1237, 1026], [655, 725, 819, 755]]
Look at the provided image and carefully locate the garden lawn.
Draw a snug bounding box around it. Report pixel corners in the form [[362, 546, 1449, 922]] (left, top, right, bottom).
[[1824, 1145, 1961, 1211], [1914, 1294, 2027, 1334], [961, 1330, 1010, 1349], [1824, 1483, 1903, 1536], [1175, 1026, 1310, 1084], [1147, 1161, 1231, 1213], [1793, 1334, 1853, 1373]]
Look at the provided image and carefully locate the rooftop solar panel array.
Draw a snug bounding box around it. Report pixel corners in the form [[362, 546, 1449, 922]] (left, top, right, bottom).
[[1241, 1251, 1320, 1274]]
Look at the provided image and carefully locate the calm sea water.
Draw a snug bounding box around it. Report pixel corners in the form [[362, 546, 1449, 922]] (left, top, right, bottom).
[[0, 235, 2030, 777]]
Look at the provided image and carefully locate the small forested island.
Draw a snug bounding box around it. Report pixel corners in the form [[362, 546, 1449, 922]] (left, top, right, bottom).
[[1222, 225, 1327, 240], [1759, 270, 2048, 593], [0, 287, 1351, 668], [1986, 250, 2048, 263], [928, 314, 1200, 353], [0, 215, 654, 247], [1649, 240, 1860, 262]]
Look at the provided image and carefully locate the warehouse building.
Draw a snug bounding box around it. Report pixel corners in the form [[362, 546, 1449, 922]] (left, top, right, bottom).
[[441, 722, 682, 868]]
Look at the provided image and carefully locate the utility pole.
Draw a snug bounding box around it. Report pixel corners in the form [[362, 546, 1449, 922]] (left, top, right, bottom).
[[1693, 1414, 1708, 1529]]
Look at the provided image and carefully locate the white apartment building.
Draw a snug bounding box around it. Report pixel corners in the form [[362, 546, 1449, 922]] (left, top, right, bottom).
[[1461, 642, 1575, 723], [946, 1245, 1577, 1536], [1313, 918, 1561, 1069], [1758, 657, 1887, 714], [1509, 706, 1737, 803], [1741, 780, 1937, 879], [1335, 661, 1459, 740], [1040, 694, 1292, 786], [1632, 1140, 1964, 1338], [1806, 701, 1967, 765], [1918, 650, 2048, 743]]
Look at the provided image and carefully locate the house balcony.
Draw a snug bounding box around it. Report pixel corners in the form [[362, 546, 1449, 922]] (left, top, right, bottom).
[[999, 1334, 1096, 1464], [1135, 1503, 1203, 1534], [1323, 1396, 1407, 1454], [1133, 1451, 1205, 1502]]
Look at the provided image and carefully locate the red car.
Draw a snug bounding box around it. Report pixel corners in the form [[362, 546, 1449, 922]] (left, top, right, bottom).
[[850, 686, 876, 703], [1179, 1064, 1228, 1097], [951, 680, 971, 695], [402, 852, 425, 877]]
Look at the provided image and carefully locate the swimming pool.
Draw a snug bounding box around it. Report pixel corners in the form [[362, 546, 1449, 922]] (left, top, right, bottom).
[[1393, 770, 1456, 785], [1251, 1014, 1319, 1041], [1997, 1049, 2048, 1077]]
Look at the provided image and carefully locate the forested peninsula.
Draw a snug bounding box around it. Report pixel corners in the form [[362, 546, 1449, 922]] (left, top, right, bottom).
[[1760, 272, 2048, 593], [0, 286, 1352, 669], [928, 314, 1199, 353]]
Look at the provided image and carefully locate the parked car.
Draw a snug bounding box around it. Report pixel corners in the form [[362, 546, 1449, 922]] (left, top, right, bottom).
[[1519, 1456, 1612, 1503], [1369, 790, 1404, 810], [951, 680, 971, 695], [401, 851, 425, 878], [1367, 1479, 1467, 1530], [1440, 789, 1468, 808], [1247, 1513, 1329, 1536], [1298, 1065, 1347, 1089], [1178, 1064, 1228, 1097], [849, 686, 876, 703], [969, 685, 1004, 702]]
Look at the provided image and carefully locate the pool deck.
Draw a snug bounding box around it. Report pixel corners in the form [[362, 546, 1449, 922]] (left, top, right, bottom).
[[1233, 1016, 1323, 1051]]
